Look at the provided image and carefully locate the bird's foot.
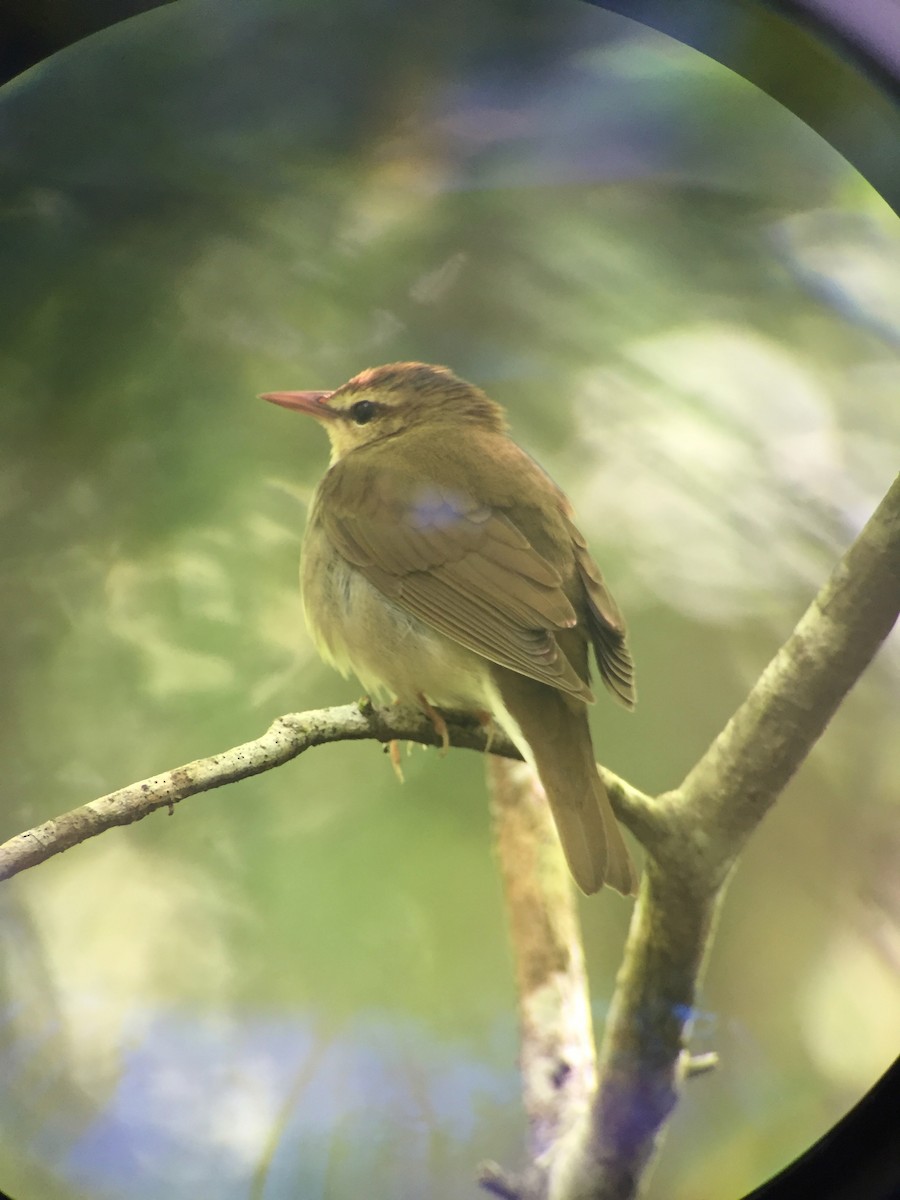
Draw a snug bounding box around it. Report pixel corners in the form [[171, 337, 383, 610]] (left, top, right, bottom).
[[416, 692, 450, 756]]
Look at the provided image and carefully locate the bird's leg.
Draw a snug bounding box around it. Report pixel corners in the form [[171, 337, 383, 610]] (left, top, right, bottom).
[[474, 708, 496, 753], [416, 692, 450, 756], [388, 739, 405, 783], [383, 698, 406, 782]]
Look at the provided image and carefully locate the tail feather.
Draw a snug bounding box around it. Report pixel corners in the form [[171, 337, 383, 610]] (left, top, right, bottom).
[[491, 667, 638, 896]]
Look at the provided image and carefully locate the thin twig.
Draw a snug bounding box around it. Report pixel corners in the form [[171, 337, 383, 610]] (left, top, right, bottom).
[[0, 701, 655, 883]]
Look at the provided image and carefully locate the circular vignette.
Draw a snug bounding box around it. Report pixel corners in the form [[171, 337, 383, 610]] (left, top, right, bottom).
[[593, 0, 900, 212], [1, 5, 897, 1200]]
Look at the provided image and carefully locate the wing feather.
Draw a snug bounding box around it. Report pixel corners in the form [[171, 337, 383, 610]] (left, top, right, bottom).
[[317, 463, 594, 701], [562, 515, 636, 708]]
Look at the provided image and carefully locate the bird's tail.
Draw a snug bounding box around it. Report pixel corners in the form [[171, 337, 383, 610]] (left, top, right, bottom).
[[491, 671, 638, 897]]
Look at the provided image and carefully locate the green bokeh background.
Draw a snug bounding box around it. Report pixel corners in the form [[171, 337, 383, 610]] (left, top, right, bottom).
[[1, 3, 898, 1198]]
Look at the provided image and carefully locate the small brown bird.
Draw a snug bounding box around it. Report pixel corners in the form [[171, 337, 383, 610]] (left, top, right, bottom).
[[261, 363, 638, 895]]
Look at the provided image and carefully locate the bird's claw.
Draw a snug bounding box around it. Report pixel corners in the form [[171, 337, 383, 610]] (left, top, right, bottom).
[[416, 692, 450, 756]]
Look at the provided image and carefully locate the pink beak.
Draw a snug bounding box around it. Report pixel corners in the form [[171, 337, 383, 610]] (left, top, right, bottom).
[[259, 390, 337, 418]]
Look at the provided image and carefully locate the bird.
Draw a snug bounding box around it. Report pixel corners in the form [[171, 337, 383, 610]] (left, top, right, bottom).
[[261, 363, 638, 896]]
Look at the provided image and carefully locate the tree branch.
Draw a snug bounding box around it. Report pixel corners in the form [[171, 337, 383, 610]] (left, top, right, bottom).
[[676, 469, 900, 872], [535, 477, 900, 1198], [0, 699, 655, 884], [486, 758, 597, 1155]]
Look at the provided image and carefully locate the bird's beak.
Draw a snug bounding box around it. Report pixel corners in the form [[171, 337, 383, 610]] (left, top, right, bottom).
[[259, 390, 337, 419]]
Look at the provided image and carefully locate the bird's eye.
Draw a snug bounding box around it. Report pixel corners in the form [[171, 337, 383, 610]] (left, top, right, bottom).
[[349, 400, 377, 425]]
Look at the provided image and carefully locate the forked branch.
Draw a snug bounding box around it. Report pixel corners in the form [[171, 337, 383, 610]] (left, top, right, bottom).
[[481, 472, 899, 1200]]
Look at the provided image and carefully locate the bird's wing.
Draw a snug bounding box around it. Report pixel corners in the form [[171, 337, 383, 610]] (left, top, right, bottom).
[[316, 464, 594, 702], [563, 515, 636, 709]]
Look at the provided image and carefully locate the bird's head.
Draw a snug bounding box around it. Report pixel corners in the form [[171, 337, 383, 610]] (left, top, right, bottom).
[[261, 362, 507, 462]]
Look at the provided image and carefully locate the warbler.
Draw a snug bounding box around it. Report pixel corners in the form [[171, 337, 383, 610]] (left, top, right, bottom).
[[262, 363, 637, 895]]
